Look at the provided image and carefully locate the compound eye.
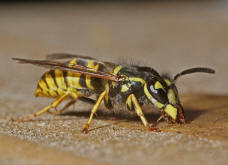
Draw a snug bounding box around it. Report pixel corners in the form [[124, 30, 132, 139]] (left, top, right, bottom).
[[147, 80, 168, 104]]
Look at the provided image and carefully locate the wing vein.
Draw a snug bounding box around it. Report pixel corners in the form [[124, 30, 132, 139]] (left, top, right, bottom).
[[12, 58, 124, 82]]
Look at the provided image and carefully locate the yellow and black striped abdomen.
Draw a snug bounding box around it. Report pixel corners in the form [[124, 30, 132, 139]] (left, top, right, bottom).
[[34, 58, 106, 98]]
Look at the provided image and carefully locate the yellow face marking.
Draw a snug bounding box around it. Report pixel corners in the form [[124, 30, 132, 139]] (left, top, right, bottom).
[[164, 104, 177, 120], [129, 77, 145, 84], [144, 84, 164, 108], [113, 65, 123, 75], [164, 79, 172, 86], [155, 101, 164, 109], [168, 89, 176, 105], [154, 81, 165, 91], [86, 61, 99, 90], [144, 84, 153, 101]]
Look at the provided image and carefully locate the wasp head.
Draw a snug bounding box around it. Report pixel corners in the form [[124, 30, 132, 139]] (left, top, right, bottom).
[[144, 76, 185, 124], [144, 67, 215, 124]]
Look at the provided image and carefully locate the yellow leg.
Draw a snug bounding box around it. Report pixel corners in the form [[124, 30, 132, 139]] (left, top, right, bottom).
[[82, 90, 107, 133], [12, 93, 69, 122], [47, 99, 77, 115], [48, 91, 80, 115], [129, 94, 160, 132]]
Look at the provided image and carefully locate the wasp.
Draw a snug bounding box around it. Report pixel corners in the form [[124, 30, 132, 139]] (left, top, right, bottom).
[[12, 53, 215, 133]]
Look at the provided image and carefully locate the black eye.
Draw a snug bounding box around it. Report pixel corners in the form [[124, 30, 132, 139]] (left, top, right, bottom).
[[147, 80, 168, 104]]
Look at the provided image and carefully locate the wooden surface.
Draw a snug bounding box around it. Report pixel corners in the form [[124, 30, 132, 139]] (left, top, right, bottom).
[[0, 94, 227, 165], [0, 135, 107, 165], [163, 94, 228, 141]]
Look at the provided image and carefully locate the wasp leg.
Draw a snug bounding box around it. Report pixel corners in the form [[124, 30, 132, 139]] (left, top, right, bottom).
[[154, 114, 164, 126], [47, 99, 77, 115], [177, 105, 185, 124], [152, 111, 167, 127], [47, 96, 96, 115], [128, 94, 160, 132], [12, 93, 69, 122], [78, 97, 96, 104], [82, 90, 107, 133], [79, 97, 99, 117]]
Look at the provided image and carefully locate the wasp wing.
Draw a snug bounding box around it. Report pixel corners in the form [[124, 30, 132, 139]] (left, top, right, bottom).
[[46, 53, 116, 68], [46, 53, 96, 60], [12, 58, 124, 82]]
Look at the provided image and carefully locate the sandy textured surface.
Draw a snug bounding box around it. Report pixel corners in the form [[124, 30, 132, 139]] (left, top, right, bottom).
[[0, 2, 228, 165], [0, 93, 227, 165]]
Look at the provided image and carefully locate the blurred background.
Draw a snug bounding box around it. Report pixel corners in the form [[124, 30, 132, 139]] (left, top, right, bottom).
[[0, 1, 227, 98]]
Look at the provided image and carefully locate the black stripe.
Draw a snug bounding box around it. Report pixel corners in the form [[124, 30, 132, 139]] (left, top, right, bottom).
[[45, 73, 59, 97], [39, 74, 51, 96], [104, 97, 113, 109], [49, 70, 58, 88], [77, 59, 87, 88], [78, 97, 96, 104], [37, 83, 43, 92], [41, 74, 49, 90], [63, 71, 69, 88], [90, 63, 103, 91], [91, 77, 104, 91], [79, 74, 87, 88], [76, 59, 86, 66], [47, 70, 60, 96]]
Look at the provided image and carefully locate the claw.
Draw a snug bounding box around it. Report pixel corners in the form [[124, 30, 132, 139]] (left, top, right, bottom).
[[81, 124, 89, 133], [147, 125, 161, 132]]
